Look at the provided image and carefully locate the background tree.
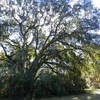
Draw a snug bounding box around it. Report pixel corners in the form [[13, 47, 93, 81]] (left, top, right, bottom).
[[0, 0, 99, 99]]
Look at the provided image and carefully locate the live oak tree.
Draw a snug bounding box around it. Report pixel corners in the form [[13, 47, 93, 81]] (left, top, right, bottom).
[[0, 0, 99, 99]]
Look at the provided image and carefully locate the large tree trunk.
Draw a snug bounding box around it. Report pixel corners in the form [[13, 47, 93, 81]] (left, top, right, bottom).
[[23, 58, 41, 100], [24, 49, 46, 100], [29, 53, 44, 78]]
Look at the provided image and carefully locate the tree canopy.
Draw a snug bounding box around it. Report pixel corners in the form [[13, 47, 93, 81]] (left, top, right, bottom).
[[0, 0, 100, 99]]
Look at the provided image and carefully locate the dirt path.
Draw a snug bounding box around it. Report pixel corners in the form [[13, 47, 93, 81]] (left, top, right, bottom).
[[41, 89, 100, 100], [92, 89, 100, 94]]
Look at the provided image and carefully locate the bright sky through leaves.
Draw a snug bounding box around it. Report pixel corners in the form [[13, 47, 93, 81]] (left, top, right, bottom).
[[0, 0, 100, 8], [92, 0, 100, 8]]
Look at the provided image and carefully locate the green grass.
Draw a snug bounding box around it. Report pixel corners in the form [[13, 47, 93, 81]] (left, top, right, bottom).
[[84, 88, 96, 93]]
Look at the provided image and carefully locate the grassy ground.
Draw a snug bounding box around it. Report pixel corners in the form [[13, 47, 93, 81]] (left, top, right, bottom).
[[84, 88, 97, 93]]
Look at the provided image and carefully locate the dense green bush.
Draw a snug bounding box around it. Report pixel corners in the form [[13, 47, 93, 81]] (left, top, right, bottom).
[[64, 71, 87, 94], [0, 70, 87, 99], [0, 71, 34, 100], [34, 73, 66, 98], [34, 72, 87, 98]]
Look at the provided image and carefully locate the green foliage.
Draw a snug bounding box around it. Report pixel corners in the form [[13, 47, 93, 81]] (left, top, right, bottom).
[[34, 72, 86, 99], [0, 71, 34, 99], [0, 0, 99, 99], [0, 69, 86, 99], [34, 73, 66, 98]]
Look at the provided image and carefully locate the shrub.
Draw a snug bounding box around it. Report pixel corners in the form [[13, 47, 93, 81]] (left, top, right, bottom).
[[34, 73, 66, 98], [0, 71, 34, 100], [0, 70, 87, 99], [34, 72, 87, 99]]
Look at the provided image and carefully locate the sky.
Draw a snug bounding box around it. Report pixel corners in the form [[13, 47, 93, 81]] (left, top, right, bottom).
[[0, 0, 99, 52], [70, 0, 100, 8], [92, 0, 100, 35], [0, 0, 100, 35], [0, 0, 100, 8], [92, 0, 100, 8], [0, 0, 100, 7]]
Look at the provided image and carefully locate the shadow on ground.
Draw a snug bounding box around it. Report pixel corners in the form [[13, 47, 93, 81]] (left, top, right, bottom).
[[40, 94, 100, 100], [1, 90, 100, 100], [40, 89, 100, 100], [66, 94, 100, 100]]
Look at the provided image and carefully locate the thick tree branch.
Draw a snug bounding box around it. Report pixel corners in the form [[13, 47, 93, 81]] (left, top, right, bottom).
[[0, 43, 13, 62]]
